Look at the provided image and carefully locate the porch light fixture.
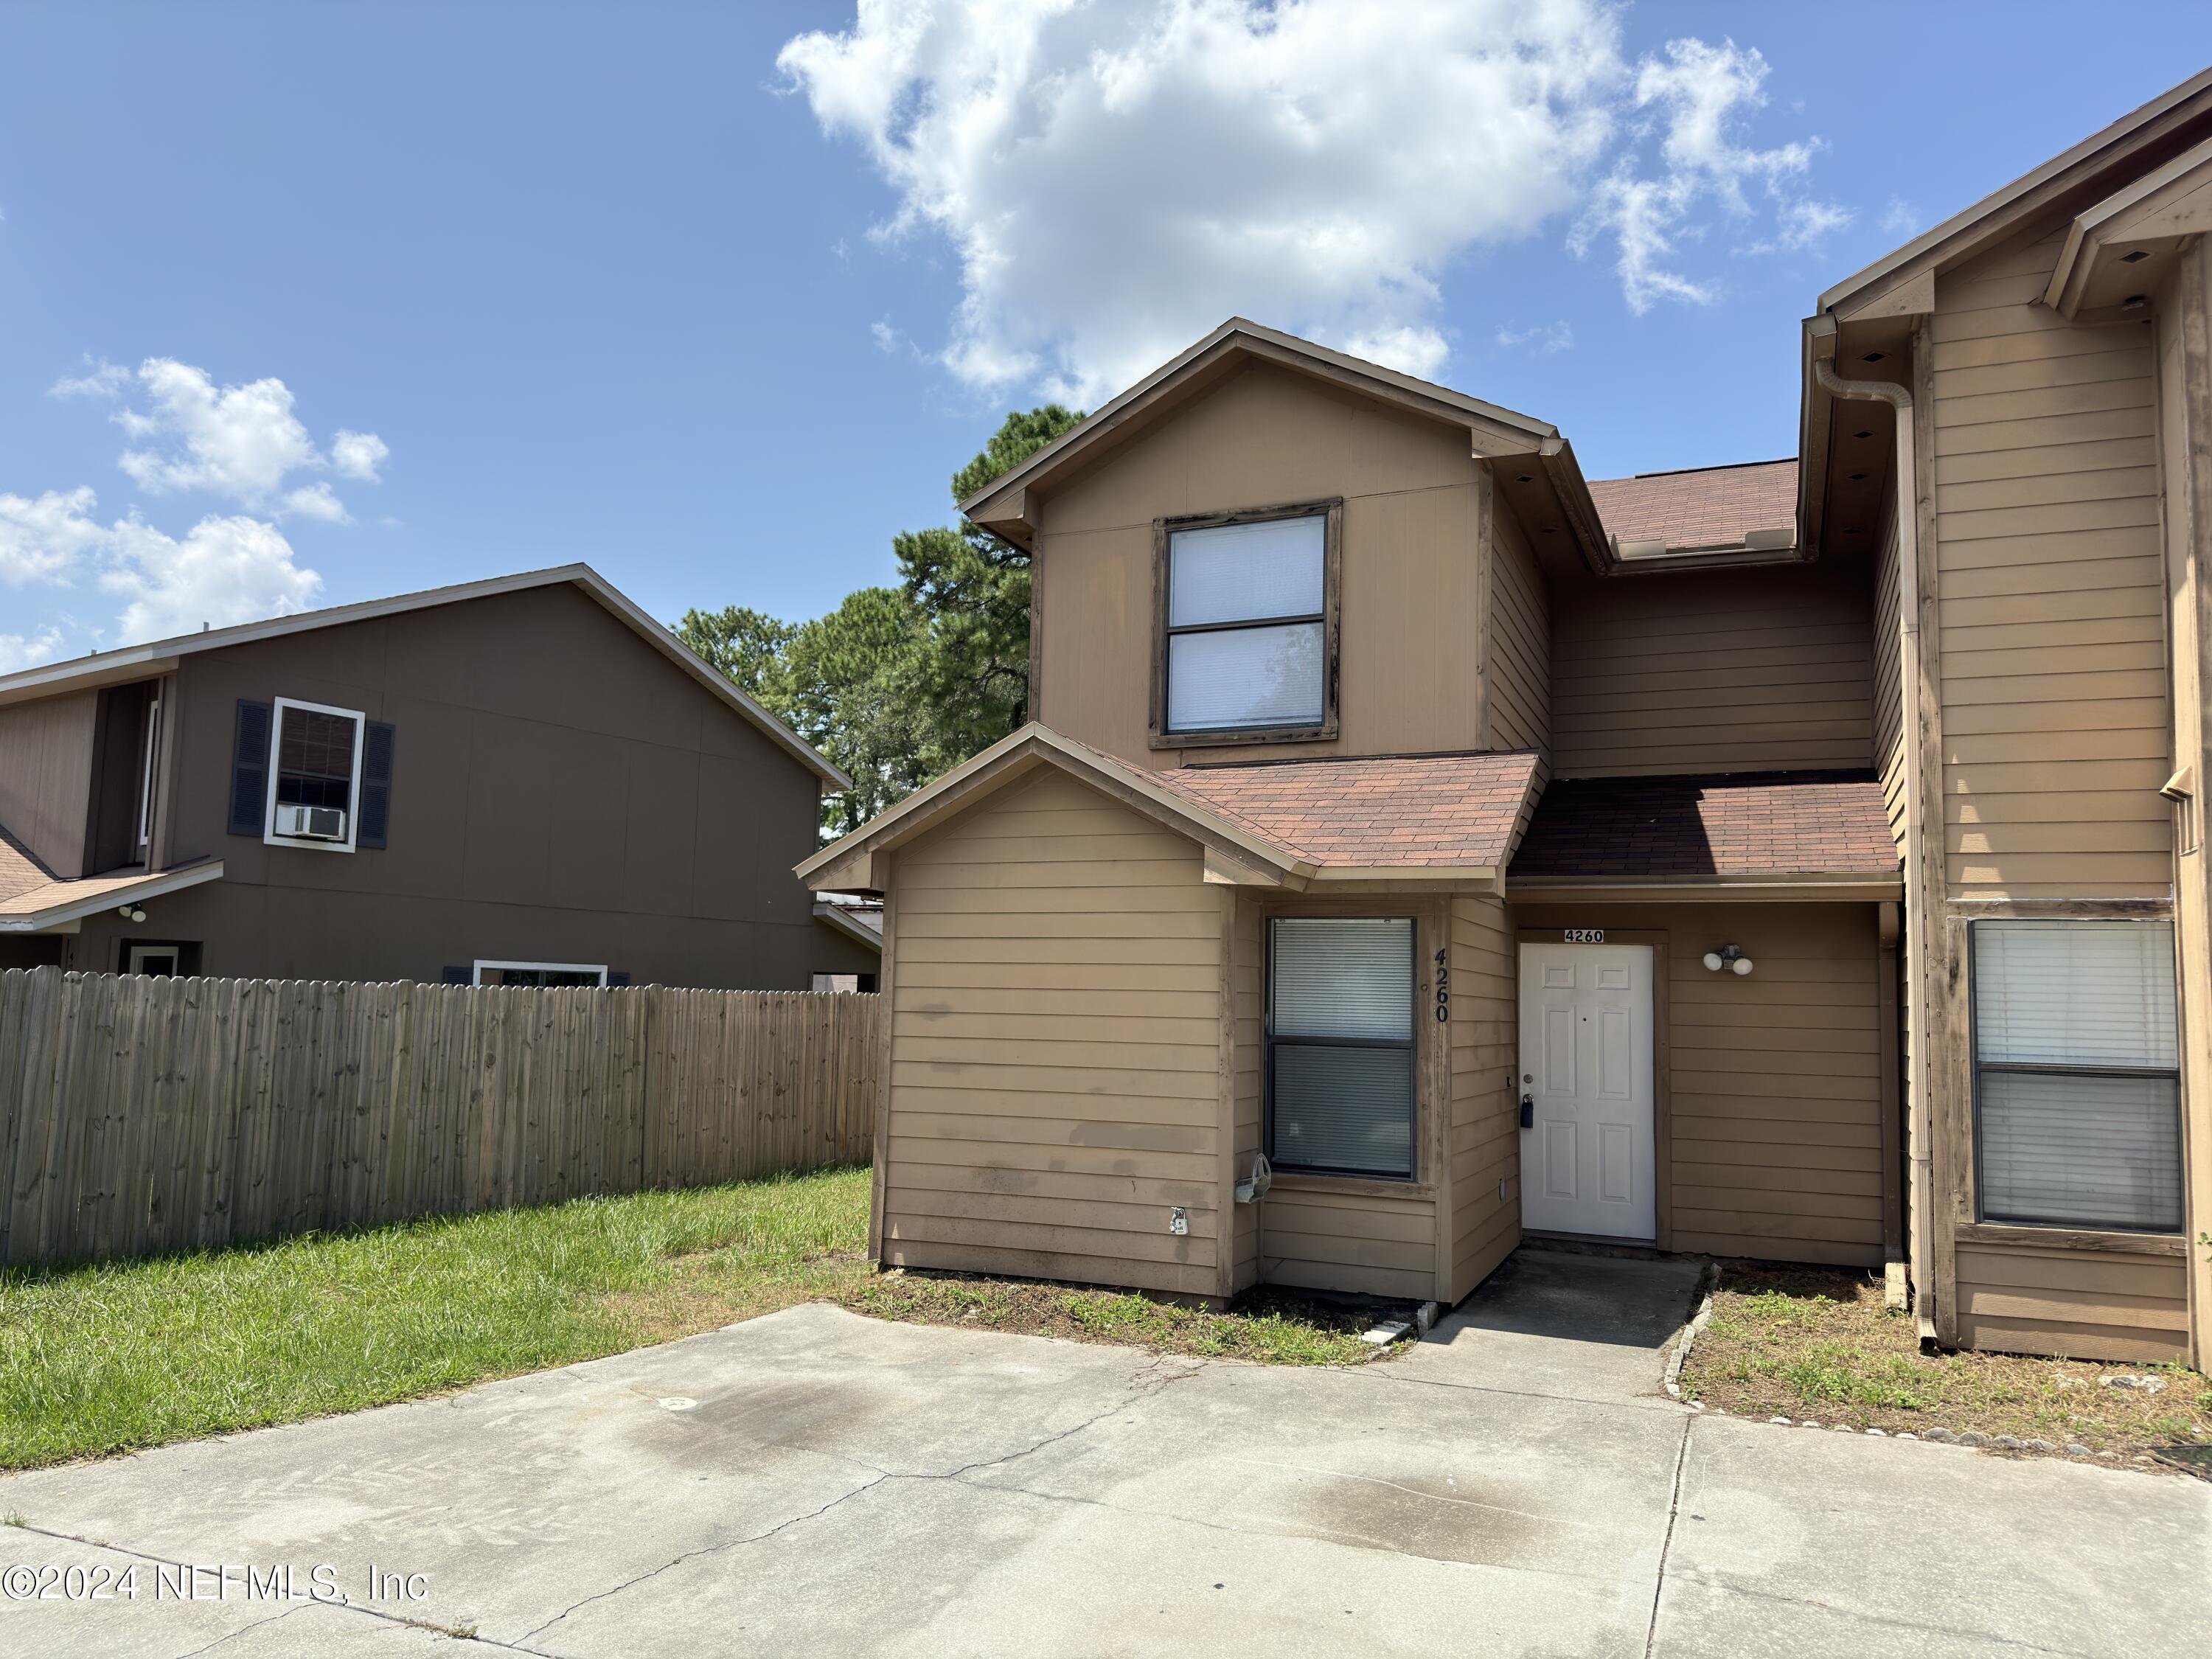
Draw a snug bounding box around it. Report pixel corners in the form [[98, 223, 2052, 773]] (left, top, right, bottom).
[[116, 905, 147, 924], [1703, 944, 1754, 976]]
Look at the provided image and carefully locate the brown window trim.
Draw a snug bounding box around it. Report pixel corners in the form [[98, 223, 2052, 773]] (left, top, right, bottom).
[[1149, 497, 1342, 751]]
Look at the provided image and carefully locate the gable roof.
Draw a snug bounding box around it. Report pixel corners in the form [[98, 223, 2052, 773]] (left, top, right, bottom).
[[0, 565, 851, 790], [1509, 771, 1898, 887], [1819, 66, 2212, 320], [956, 318, 1614, 574], [1587, 459, 1799, 558], [795, 722, 1543, 894]]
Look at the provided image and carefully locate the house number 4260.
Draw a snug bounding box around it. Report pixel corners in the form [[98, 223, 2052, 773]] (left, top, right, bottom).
[[1433, 948, 1450, 1023]]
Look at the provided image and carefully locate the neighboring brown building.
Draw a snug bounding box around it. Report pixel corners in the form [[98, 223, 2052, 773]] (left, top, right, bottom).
[[0, 566, 878, 992], [801, 68, 2212, 1370]]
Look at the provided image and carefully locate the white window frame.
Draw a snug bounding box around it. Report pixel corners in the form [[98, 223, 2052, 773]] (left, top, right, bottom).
[[136, 693, 162, 855], [264, 695, 366, 855], [472, 960, 611, 987]]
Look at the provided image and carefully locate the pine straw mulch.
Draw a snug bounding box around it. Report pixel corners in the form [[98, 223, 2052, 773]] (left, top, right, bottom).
[[1678, 1262, 2212, 1477]]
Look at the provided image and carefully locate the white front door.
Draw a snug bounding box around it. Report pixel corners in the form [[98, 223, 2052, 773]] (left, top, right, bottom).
[[1519, 942, 1656, 1239]]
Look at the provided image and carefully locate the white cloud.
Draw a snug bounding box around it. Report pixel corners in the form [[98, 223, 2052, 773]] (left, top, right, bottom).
[[100, 514, 322, 643], [1881, 196, 1919, 234], [0, 487, 108, 584], [74, 358, 389, 519], [782, 4, 1835, 397], [780, 0, 1624, 404], [0, 483, 320, 647], [1572, 38, 1832, 310], [870, 319, 900, 354], [282, 482, 350, 523], [117, 358, 321, 502], [50, 358, 131, 400], [0, 626, 63, 674], [1495, 320, 1576, 355], [330, 428, 389, 482]]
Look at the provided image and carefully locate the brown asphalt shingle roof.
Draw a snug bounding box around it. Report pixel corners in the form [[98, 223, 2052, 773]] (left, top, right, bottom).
[[1508, 771, 1898, 882], [1587, 459, 1798, 551], [1153, 751, 1540, 868]]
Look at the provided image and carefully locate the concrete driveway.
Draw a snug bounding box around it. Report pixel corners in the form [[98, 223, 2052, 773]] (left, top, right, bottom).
[[1, 1249, 2205, 1658]]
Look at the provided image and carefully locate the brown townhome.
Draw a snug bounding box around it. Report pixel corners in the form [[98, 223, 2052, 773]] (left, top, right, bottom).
[[801, 68, 2212, 1369], [1, 565, 879, 992]]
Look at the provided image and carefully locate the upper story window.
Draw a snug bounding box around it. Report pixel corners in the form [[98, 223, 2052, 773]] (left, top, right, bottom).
[[1972, 919, 2181, 1233], [1150, 500, 1340, 748], [266, 697, 364, 851], [229, 696, 394, 855]]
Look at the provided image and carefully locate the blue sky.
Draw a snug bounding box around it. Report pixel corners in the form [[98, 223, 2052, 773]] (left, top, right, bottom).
[[2, 1, 2208, 669]]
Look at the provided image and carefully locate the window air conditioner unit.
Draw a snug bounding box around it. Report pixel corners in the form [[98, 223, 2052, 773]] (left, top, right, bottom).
[[274, 804, 347, 841]]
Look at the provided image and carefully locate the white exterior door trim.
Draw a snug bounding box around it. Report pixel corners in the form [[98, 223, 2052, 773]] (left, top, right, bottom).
[[1518, 941, 1658, 1240]]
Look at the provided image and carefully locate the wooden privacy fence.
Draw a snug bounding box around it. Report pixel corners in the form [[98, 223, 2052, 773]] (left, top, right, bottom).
[[0, 967, 883, 1268]]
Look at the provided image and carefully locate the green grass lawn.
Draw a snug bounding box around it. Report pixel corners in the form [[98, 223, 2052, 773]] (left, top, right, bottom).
[[0, 1166, 875, 1472], [0, 1166, 1387, 1472]]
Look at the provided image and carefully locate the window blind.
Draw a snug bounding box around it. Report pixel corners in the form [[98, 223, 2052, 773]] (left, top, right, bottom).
[[1169, 515, 1324, 626], [1980, 1071, 2183, 1231], [1166, 622, 1325, 731], [1972, 919, 2181, 1233], [1271, 919, 1413, 1040], [1267, 918, 1414, 1178], [1974, 920, 2176, 1068]]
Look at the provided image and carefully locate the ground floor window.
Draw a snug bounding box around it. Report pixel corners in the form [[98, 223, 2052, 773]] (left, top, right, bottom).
[[811, 972, 878, 992], [473, 960, 608, 988], [1972, 919, 2181, 1233], [1266, 916, 1415, 1178]]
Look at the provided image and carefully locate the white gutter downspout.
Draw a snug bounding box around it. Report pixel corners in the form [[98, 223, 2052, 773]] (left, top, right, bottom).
[[1812, 355, 1939, 1347]]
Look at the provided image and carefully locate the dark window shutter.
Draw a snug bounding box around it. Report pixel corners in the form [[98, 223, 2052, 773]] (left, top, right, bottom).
[[228, 700, 272, 835], [441, 966, 469, 985], [357, 721, 395, 849]]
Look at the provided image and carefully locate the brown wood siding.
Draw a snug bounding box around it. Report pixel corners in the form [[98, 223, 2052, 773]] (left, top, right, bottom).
[[1448, 893, 1519, 1300], [1930, 230, 2173, 898], [1035, 361, 1489, 768], [1259, 1180, 1439, 1301], [1230, 894, 1263, 1293], [881, 769, 1223, 1296], [1548, 564, 1876, 779], [1955, 1239, 2188, 1363], [1486, 493, 1551, 755], [1872, 499, 1909, 846], [41, 582, 869, 990], [0, 690, 100, 877], [1516, 901, 1885, 1266]]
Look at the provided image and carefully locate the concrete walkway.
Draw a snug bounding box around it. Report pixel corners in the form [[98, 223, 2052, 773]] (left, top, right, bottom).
[[1, 1248, 2205, 1658]]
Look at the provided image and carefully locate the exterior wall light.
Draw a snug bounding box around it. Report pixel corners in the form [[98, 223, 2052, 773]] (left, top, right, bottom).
[[1703, 945, 1754, 975], [116, 905, 147, 924]]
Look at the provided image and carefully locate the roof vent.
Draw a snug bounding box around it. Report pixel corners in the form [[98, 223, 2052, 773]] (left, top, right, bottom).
[[2120, 248, 2150, 264]]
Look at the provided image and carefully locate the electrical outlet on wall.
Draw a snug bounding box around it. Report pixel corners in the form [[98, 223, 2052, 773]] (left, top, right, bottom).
[[1169, 1206, 1189, 1235]]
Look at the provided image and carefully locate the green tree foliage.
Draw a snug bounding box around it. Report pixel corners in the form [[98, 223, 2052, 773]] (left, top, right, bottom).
[[676, 404, 1085, 837]]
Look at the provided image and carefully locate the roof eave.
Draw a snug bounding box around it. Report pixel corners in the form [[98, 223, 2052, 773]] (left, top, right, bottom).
[[794, 722, 1313, 894], [0, 859, 227, 933], [0, 564, 852, 792]]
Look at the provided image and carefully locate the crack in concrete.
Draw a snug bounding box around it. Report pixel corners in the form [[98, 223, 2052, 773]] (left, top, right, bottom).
[[509, 1357, 1183, 1651], [512, 1470, 896, 1650], [1641, 1415, 1693, 1657], [172, 1601, 305, 1658], [1662, 1571, 2113, 1659]]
